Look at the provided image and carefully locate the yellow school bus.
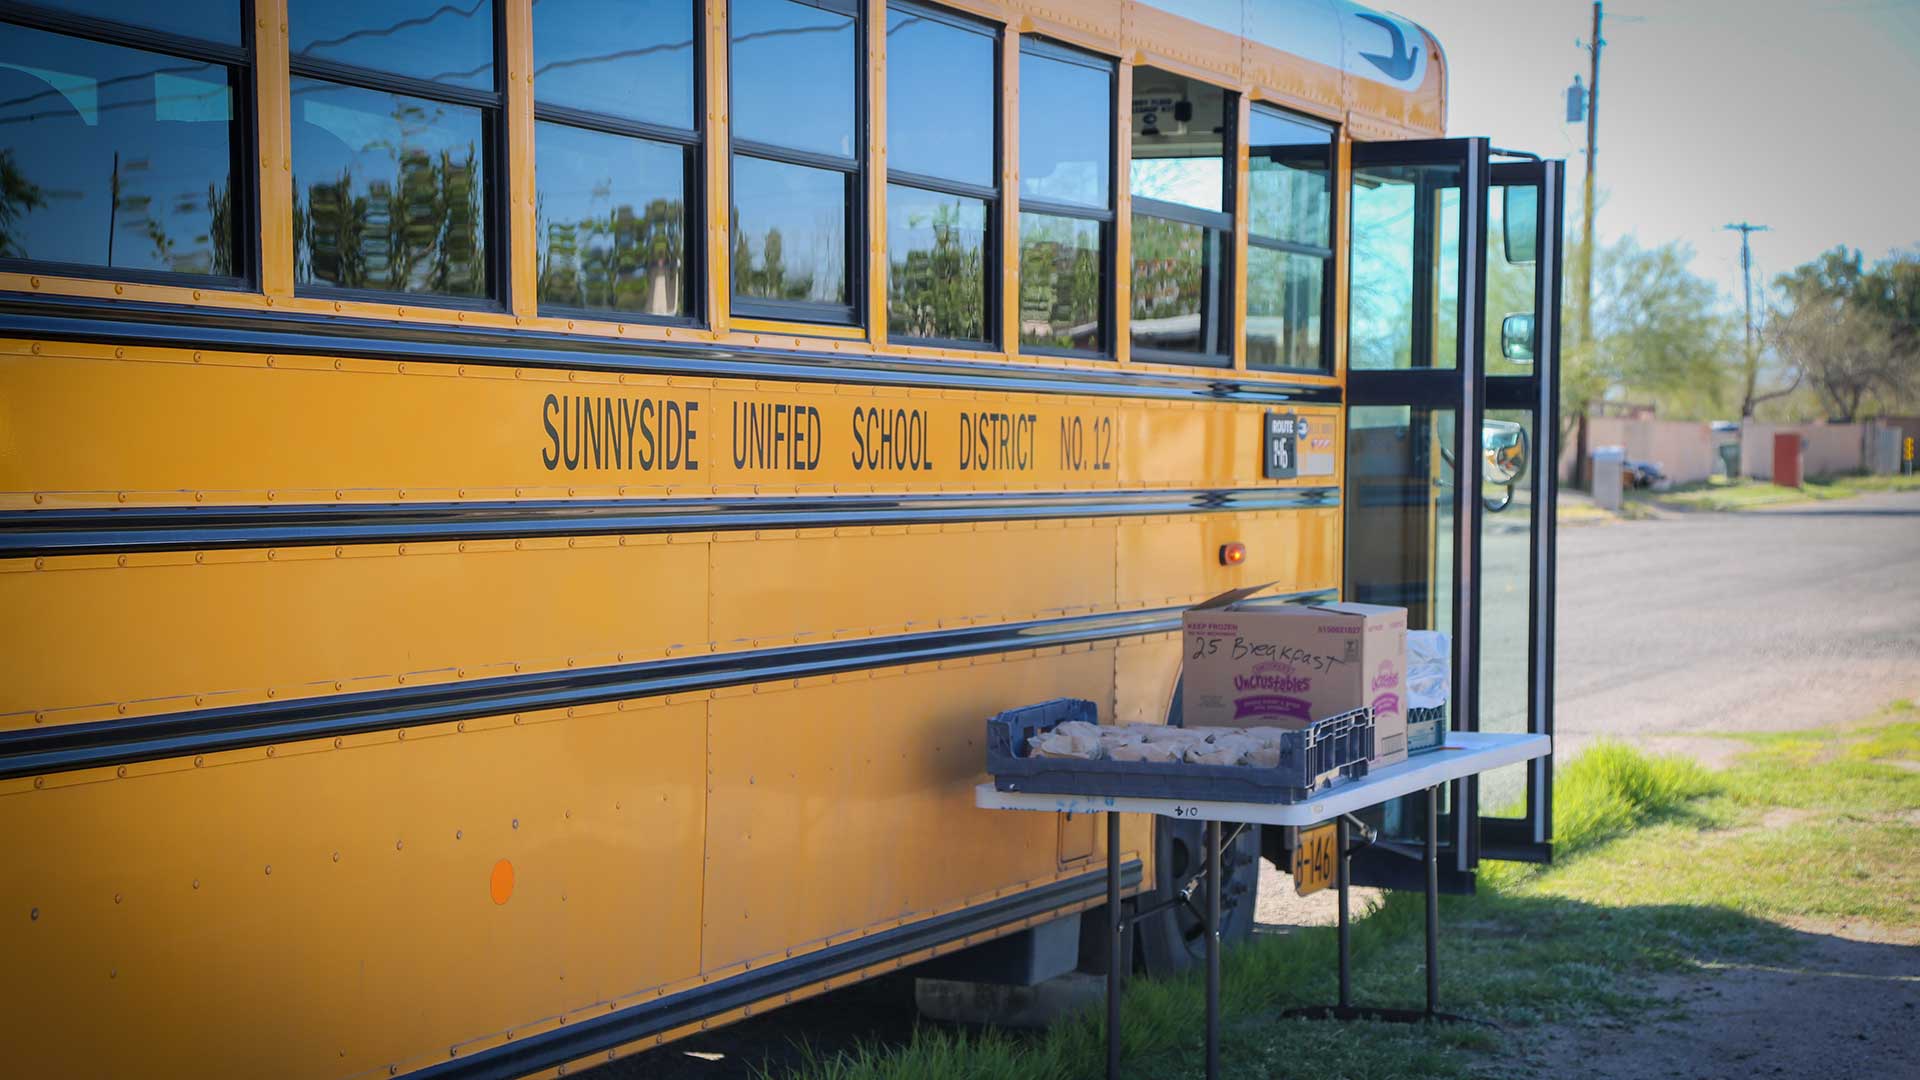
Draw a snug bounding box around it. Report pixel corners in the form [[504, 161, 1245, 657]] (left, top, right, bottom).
[[0, 0, 1560, 1075]]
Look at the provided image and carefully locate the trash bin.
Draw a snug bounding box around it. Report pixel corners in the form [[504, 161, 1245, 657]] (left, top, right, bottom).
[[1718, 443, 1740, 479], [1591, 446, 1624, 510]]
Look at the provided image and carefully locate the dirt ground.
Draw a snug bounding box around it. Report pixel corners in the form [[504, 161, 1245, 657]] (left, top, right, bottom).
[[1516, 927, 1920, 1079]]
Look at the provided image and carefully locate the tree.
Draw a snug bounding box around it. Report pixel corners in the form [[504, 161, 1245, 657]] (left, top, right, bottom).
[[0, 149, 46, 258], [1556, 234, 1734, 439], [1768, 246, 1919, 421]]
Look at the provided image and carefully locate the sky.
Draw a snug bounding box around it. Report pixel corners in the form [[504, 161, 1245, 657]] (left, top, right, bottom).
[[1386, 0, 1920, 313]]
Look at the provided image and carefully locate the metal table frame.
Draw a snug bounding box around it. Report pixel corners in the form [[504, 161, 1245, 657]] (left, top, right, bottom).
[[974, 731, 1550, 1080]]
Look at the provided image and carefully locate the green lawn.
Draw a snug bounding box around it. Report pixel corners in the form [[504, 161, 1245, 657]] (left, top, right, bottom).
[[1644, 472, 1920, 511], [764, 703, 1920, 1080]]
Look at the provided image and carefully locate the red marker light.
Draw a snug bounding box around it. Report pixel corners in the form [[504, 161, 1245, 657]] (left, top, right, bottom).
[[1219, 542, 1247, 566]]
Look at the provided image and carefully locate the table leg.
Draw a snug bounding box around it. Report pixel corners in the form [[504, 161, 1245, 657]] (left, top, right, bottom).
[[1107, 812, 1122, 1080], [1425, 784, 1440, 1017], [1205, 818, 1221, 1080], [1336, 816, 1351, 1011]]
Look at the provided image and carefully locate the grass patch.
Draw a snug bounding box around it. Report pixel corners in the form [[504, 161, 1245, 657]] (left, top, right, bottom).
[[1835, 472, 1920, 494], [1643, 472, 1920, 512], [764, 712, 1920, 1080]]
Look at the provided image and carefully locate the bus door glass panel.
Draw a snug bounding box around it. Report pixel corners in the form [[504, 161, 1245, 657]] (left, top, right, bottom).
[[1344, 138, 1486, 890], [1477, 160, 1563, 862]]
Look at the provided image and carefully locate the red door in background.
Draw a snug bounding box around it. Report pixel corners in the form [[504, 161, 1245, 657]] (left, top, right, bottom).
[[1774, 433, 1804, 488]]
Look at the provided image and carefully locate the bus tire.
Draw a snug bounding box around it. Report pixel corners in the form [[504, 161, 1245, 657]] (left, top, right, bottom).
[[1134, 816, 1261, 976]]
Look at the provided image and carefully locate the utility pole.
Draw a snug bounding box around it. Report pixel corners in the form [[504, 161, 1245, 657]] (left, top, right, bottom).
[[1576, 2, 1604, 346], [1725, 221, 1771, 416]]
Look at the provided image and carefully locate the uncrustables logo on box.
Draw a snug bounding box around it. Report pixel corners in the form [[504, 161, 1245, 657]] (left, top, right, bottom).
[[1233, 660, 1314, 721], [1234, 660, 1312, 694]]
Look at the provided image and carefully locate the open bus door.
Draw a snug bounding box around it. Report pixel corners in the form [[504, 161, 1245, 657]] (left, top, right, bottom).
[[1343, 139, 1563, 891]]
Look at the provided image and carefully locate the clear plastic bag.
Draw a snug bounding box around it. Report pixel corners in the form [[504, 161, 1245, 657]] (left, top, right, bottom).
[[1407, 630, 1451, 710]]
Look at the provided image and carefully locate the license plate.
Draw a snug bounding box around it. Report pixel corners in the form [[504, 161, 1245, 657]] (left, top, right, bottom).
[[1291, 822, 1338, 897]]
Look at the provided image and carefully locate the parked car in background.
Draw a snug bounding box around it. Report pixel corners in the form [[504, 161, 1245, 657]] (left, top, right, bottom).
[[1624, 459, 1668, 489]]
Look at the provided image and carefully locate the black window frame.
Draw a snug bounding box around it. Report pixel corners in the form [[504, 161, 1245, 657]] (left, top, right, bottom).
[[727, 0, 865, 327], [1127, 68, 1236, 368], [287, 0, 509, 311], [0, 0, 258, 291], [531, 0, 704, 328], [1015, 34, 1115, 361], [882, 0, 1000, 352], [1245, 101, 1336, 375]]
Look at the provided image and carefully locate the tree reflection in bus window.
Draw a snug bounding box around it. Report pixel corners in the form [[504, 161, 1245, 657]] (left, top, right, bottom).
[[731, 156, 846, 304], [1129, 214, 1222, 355], [535, 122, 686, 316], [292, 79, 488, 297], [1019, 212, 1101, 351], [1349, 162, 1461, 370], [533, 0, 697, 320], [887, 186, 986, 341], [729, 0, 858, 319], [1245, 106, 1332, 371], [1246, 247, 1322, 370], [0, 23, 239, 277], [1129, 66, 1231, 361], [1018, 39, 1111, 354], [885, 3, 996, 344], [1247, 111, 1330, 247]]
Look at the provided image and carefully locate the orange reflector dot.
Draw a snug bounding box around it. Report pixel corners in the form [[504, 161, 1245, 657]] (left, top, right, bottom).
[[489, 859, 515, 905], [1219, 542, 1248, 566]]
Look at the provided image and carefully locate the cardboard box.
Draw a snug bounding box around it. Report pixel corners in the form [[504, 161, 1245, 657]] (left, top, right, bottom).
[[1182, 594, 1408, 767], [1407, 706, 1447, 754]]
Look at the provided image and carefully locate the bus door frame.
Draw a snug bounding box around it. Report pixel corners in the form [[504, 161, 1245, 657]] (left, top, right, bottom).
[[1342, 138, 1563, 889]]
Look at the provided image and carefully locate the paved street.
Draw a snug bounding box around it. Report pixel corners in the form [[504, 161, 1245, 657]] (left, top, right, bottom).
[[1555, 490, 1920, 751]]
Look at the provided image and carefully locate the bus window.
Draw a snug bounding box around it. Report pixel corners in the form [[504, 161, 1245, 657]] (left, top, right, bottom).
[[1246, 106, 1334, 371], [729, 0, 859, 322], [533, 0, 699, 320], [884, 2, 997, 346], [0, 10, 244, 281], [1129, 66, 1232, 363], [1349, 159, 1464, 370], [1017, 38, 1113, 356], [290, 0, 498, 301]]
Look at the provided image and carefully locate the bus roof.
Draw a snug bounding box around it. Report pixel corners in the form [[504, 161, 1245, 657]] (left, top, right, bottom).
[[1128, 0, 1446, 137]]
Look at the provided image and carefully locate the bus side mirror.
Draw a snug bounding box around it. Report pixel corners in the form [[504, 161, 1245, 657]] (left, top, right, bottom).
[[1501, 313, 1536, 363], [1502, 185, 1537, 264]]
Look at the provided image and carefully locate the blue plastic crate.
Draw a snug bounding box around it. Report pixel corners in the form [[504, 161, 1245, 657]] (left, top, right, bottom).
[[986, 698, 1373, 804]]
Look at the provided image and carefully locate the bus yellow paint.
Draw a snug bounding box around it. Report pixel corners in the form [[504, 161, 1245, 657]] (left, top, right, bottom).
[[0, 0, 1453, 1074]]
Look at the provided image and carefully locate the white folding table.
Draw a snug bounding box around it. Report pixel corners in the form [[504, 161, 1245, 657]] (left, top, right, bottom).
[[974, 731, 1551, 1080]]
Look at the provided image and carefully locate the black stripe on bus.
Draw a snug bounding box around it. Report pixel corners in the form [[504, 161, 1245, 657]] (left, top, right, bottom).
[[0, 591, 1334, 782], [0, 292, 1344, 406], [411, 861, 1143, 1080], [0, 486, 1340, 558]]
